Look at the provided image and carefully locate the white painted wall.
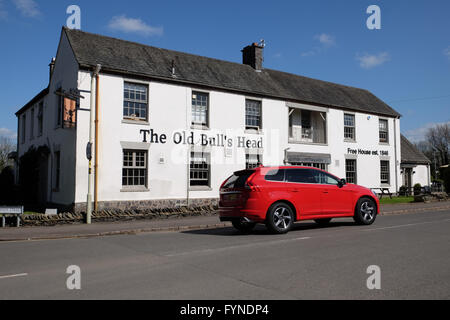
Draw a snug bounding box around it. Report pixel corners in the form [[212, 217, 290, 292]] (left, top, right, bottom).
[[71, 73, 402, 206], [17, 32, 79, 206], [401, 165, 431, 187], [414, 165, 430, 186], [17, 33, 404, 207]]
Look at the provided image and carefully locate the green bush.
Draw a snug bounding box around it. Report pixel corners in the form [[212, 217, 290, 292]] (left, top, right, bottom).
[[413, 183, 422, 196]]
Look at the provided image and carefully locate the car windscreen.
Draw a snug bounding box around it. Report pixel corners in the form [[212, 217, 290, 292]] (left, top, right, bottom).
[[222, 170, 255, 189]]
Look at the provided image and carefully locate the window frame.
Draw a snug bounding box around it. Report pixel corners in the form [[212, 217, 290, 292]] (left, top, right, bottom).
[[189, 151, 211, 188], [191, 91, 210, 129], [30, 108, 35, 140], [245, 99, 262, 131], [380, 160, 390, 185], [55, 88, 62, 128], [288, 107, 328, 145], [121, 149, 149, 190], [379, 119, 389, 144], [123, 82, 149, 122], [345, 159, 357, 184], [38, 101, 44, 137], [289, 162, 328, 171], [344, 113, 356, 141], [21, 114, 26, 144]]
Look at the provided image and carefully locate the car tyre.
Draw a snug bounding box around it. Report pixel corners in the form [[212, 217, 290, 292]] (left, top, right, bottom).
[[314, 218, 332, 226], [232, 220, 256, 233], [266, 203, 294, 234], [354, 197, 377, 225]]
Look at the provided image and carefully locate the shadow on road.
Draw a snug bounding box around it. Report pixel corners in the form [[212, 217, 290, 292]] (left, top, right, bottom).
[[182, 221, 358, 236]]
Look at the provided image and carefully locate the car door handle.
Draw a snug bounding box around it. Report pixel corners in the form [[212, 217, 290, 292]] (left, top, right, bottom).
[[323, 191, 329, 194], [290, 189, 300, 193]]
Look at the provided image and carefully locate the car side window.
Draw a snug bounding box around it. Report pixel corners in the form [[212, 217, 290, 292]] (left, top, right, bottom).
[[265, 169, 285, 182], [286, 169, 318, 184], [318, 172, 340, 185]]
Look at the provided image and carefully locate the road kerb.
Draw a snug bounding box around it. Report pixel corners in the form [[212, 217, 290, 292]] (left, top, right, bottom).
[[1, 206, 449, 242]]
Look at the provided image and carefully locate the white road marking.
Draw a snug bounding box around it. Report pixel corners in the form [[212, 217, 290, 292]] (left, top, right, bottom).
[[0, 273, 28, 280], [363, 218, 450, 232], [165, 236, 311, 257]]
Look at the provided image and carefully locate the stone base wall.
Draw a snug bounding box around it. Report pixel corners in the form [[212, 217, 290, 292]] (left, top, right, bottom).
[[21, 198, 220, 227], [73, 198, 219, 214]]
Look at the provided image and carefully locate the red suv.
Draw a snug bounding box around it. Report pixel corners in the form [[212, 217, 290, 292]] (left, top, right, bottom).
[[219, 166, 379, 234]]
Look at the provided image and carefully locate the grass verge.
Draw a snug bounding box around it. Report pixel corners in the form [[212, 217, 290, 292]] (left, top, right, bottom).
[[379, 196, 415, 205]]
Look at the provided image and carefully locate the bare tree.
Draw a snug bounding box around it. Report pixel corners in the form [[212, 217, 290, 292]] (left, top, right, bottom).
[[426, 123, 450, 166], [0, 136, 15, 172]]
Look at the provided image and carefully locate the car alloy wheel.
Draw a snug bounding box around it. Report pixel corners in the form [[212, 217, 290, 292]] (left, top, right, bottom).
[[361, 201, 375, 222], [274, 207, 292, 229], [354, 197, 377, 225], [266, 203, 294, 234]]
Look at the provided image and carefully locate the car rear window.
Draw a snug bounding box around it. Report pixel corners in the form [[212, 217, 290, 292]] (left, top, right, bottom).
[[265, 169, 285, 182], [223, 170, 255, 189]]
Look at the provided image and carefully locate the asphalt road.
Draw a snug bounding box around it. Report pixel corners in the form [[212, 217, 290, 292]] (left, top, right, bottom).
[[0, 210, 449, 300]]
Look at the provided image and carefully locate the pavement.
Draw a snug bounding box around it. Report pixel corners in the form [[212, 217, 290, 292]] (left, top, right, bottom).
[[0, 201, 449, 242], [0, 207, 449, 299]]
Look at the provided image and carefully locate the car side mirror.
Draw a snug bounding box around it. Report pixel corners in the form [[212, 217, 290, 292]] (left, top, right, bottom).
[[338, 179, 346, 188]]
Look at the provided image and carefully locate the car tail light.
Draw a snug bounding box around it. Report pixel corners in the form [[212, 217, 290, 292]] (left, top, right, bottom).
[[245, 173, 260, 192]]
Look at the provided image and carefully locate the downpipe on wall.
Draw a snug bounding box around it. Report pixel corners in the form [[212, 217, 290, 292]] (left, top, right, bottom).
[[86, 64, 101, 224]]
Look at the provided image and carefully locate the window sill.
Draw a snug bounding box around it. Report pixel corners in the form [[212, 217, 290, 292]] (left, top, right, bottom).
[[191, 125, 210, 131], [122, 119, 149, 125], [379, 142, 390, 146], [344, 139, 357, 143], [380, 184, 391, 188], [288, 140, 328, 146], [189, 186, 213, 192], [121, 187, 150, 193], [245, 129, 263, 135]]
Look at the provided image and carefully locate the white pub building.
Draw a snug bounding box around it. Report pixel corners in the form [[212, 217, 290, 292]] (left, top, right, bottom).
[[15, 28, 430, 212]]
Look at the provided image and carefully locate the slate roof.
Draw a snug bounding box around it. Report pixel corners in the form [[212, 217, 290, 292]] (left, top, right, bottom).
[[401, 135, 430, 165], [16, 87, 49, 116], [63, 27, 401, 118]]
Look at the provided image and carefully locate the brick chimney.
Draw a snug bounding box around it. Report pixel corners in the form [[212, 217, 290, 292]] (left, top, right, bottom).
[[49, 57, 56, 83], [242, 42, 264, 71]]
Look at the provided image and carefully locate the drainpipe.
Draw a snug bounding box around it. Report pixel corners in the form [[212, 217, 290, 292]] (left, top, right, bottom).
[[86, 64, 101, 224], [94, 66, 101, 213], [186, 89, 190, 207], [394, 117, 399, 194]]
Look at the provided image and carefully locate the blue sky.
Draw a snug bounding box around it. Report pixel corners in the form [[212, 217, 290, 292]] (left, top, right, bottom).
[[0, 0, 449, 142]]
